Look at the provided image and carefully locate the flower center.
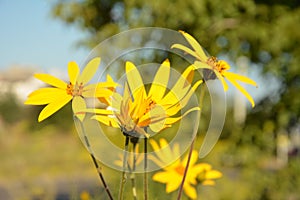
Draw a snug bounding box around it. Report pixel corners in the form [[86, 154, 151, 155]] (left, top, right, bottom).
[[175, 165, 185, 175], [216, 60, 229, 73], [66, 82, 84, 96], [207, 57, 229, 74], [144, 98, 156, 114]]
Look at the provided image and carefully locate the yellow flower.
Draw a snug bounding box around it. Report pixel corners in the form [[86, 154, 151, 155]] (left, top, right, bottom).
[[149, 138, 222, 200], [196, 163, 223, 186], [24, 57, 118, 122], [90, 59, 202, 137], [172, 31, 258, 107]]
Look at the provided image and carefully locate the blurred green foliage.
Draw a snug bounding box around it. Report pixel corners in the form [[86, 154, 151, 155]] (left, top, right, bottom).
[[50, 0, 300, 199], [0, 92, 22, 123]]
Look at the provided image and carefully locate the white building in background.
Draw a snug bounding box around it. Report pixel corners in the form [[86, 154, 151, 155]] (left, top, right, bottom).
[[0, 65, 43, 102]]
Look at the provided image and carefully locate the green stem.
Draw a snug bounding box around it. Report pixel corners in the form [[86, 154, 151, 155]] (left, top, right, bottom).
[[118, 135, 130, 200], [177, 83, 206, 200], [74, 117, 114, 200], [144, 137, 148, 200]]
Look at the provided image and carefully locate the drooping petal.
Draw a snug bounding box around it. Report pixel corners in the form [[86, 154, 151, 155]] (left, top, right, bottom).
[[148, 59, 170, 101], [77, 57, 100, 85], [68, 61, 80, 85], [164, 107, 200, 126], [34, 74, 67, 89], [215, 70, 229, 91], [38, 95, 72, 122], [125, 61, 146, 96], [72, 96, 87, 121], [178, 30, 208, 62], [25, 88, 67, 105], [224, 71, 257, 87], [134, 126, 150, 138], [225, 77, 255, 107]]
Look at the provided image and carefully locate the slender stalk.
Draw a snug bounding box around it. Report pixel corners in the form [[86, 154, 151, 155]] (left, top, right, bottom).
[[74, 116, 114, 200], [177, 83, 206, 200], [130, 142, 138, 200], [144, 137, 148, 200], [118, 135, 130, 200]]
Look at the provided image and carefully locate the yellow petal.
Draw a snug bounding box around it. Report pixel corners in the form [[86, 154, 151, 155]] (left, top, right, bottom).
[[34, 74, 67, 89], [202, 180, 216, 186], [131, 87, 149, 121], [178, 30, 208, 62], [91, 115, 119, 128], [38, 95, 72, 122], [145, 105, 167, 132], [68, 61, 80, 85], [84, 108, 114, 115], [148, 59, 170, 100], [194, 61, 212, 70], [224, 71, 257, 87], [165, 173, 182, 193], [78, 57, 100, 85], [183, 183, 197, 200], [153, 171, 182, 193], [159, 138, 173, 162], [166, 79, 203, 116], [25, 88, 67, 105], [148, 154, 166, 168], [192, 163, 212, 174], [160, 66, 194, 106], [206, 170, 223, 179], [125, 61, 146, 96], [226, 77, 255, 107], [149, 139, 169, 163], [149, 139, 160, 151], [165, 107, 200, 125], [215, 70, 229, 91], [84, 82, 119, 91], [171, 44, 202, 61], [182, 150, 198, 167], [82, 87, 113, 98], [72, 96, 87, 121], [173, 143, 180, 160]]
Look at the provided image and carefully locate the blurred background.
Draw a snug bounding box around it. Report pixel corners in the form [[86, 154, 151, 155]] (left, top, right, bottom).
[[1, 0, 300, 199]]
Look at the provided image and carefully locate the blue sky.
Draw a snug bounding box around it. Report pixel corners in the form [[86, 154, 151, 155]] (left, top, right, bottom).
[[0, 1, 89, 72]]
